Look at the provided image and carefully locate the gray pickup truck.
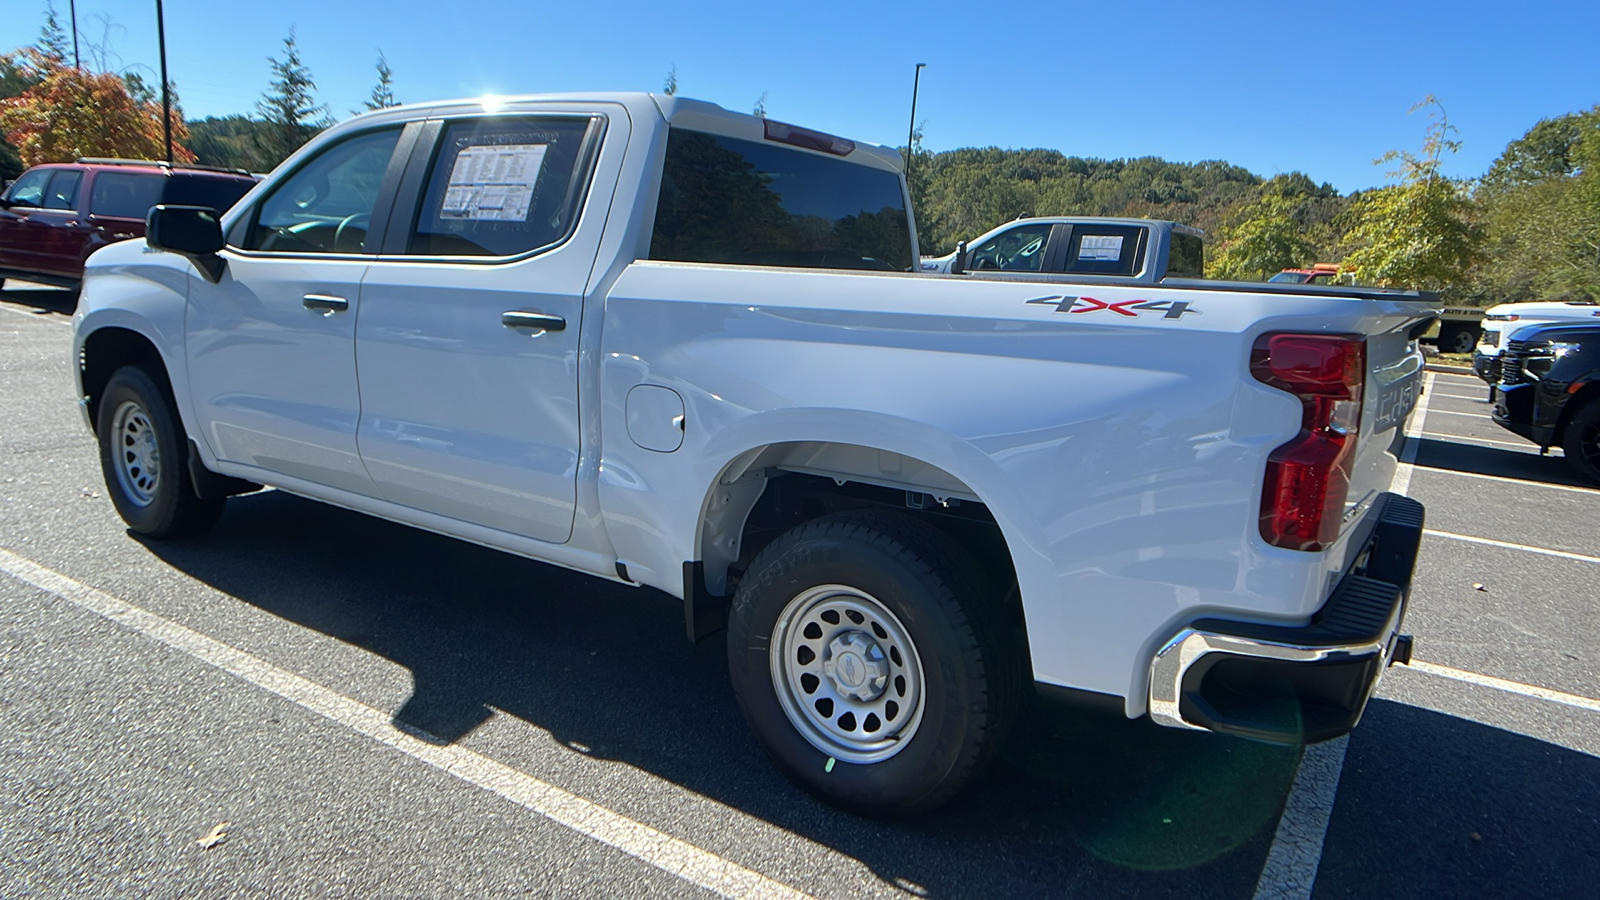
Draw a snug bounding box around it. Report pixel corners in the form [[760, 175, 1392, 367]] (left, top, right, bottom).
[[919, 216, 1205, 281]]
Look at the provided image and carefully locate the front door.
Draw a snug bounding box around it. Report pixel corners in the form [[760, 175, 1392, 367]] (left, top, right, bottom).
[[185, 126, 406, 494], [355, 113, 610, 544]]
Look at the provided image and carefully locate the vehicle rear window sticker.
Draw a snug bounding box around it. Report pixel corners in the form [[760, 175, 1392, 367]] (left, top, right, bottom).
[[1078, 235, 1123, 261], [441, 143, 548, 221]]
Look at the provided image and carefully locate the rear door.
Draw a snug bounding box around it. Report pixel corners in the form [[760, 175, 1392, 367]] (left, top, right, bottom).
[[354, 109, 615, 544], [85, 170, 166, 256]]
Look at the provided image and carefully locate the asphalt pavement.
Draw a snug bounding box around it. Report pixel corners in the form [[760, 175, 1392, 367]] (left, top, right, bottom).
[[3, 284, 1597, 899]]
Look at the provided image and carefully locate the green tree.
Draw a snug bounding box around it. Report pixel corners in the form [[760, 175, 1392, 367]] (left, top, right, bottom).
[[663, 64, 678, 96], [1207, 192, 1315, 280], [37, 1, 70, 64], [363, 52, 398, 111], [253, 29, 328, 169], [1342, 97, 1481, 292], [1474, 106, 1600, 302]]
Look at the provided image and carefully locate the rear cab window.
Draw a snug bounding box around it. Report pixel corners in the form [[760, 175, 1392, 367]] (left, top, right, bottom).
[[649, 127, 911, 272], [1168, 230, 1204, 278]]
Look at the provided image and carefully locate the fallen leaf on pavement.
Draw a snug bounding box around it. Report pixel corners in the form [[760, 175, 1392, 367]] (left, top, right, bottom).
[[196, 821, 231, 850]]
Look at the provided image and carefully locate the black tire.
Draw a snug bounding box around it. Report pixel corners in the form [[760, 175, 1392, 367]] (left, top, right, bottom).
[[96, 366, 225, 538], [727, 510, 1021, 817], [1563, 401, 1600, 486], [1439, 324, 1477, 355]]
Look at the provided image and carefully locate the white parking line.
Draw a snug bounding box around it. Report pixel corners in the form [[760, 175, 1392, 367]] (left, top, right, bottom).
[[1419, 431, 1548, 452], [1424, 529, 1600, 565], [1408, 660, 1600, 713], [1254, 372, 1440, 899], [1411, 466, 1597, 496], [1425, 409, 1491, 419], [0, 548, 814, 900], [1429, 392, 1490, 402], [1251, 736, 1349, 900]]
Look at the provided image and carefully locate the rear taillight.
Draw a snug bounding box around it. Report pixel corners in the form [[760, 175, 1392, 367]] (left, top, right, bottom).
[[1251, 334, 1366, 551]]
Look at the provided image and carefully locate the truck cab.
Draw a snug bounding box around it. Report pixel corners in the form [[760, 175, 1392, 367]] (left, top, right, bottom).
[[920, 216, 1205, 281]]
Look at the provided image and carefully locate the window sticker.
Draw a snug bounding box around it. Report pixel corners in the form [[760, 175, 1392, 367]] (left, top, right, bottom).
[[1079, 235, 1124, 261], [440, 143, 548, 221]]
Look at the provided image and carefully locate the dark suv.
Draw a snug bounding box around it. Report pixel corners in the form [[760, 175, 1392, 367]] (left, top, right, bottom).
[[0, 158, 257, 290], [1492, 321, 1600, 484]]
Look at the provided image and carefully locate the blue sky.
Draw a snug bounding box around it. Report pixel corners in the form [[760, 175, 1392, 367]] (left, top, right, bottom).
[[4, 0, 1596, 193]]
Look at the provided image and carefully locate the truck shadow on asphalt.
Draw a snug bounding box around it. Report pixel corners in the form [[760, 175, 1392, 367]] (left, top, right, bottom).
[[1414, 437, 1596, 492], [0, 286, 78, 318], [138, 490, 1599, 898]]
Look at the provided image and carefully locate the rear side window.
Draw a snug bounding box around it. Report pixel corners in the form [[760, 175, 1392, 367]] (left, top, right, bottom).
[[649, 128, 911, 272], [1168, 232, 1204, 278], [164, 175, 256, 213], [1063, 225, 1146, 277], [90, 173, 165, 219], [407, 116, 597, 257], [44, 170, 82, 210]]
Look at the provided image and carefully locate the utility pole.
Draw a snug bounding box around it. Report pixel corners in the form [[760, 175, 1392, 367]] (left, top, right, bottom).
[[905, 63, 926, 185], [156, 0, 172, 163], [70, 0, 80, 69]]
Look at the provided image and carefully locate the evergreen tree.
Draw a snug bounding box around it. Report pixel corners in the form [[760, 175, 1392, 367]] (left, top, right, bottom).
[[363, 52, 398, 111], [253, 29, 328, 168], [37, 2, 70, 64]]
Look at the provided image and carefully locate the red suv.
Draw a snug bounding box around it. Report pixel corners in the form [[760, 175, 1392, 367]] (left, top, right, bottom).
[[0, 158, 258, 290]]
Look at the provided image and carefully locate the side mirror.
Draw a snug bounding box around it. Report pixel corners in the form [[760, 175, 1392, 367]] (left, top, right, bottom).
[[952, 240, 969, 275], [146, 205, 226, 282]]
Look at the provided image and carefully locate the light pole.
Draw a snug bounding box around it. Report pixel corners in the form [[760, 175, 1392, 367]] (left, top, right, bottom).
[[156, 0, 172, 163], [905, 63, 926, 183], [69, 0, 80, 69]]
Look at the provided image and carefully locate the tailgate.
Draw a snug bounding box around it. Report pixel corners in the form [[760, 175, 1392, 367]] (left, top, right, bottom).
[[1346, 323, 1425, 531]]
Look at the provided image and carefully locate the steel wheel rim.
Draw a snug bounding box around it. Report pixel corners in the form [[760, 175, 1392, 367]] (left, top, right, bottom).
[[769, 584, 926, 763], [110, 399, 160, 507]]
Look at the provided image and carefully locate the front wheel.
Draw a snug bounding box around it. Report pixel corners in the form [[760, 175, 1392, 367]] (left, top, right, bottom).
[[1563, 401, 1600, 486], [727, 511, 1020, 817], [97, 366, 225, 538]]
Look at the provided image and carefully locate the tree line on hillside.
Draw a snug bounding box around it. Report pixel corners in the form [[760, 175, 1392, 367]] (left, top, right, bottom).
[[3, 4, 1596, 305]]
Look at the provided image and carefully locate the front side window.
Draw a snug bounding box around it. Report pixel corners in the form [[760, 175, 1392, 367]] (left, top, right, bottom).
[[970, 224, 1051, 271], [4, 168, 53, 207], [649, 129, 912, 272], [44, 170, 82, 210], [408, 116, 597, 257], [245, 128, 401, 253], [90, 172, 166, 219]]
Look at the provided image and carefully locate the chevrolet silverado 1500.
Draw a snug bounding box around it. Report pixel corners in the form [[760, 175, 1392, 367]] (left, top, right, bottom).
[[73, 93, 1432, 816]]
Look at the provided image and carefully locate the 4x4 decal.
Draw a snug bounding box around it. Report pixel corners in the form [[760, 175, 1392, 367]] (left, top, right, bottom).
[[1026, 295, 1201, 319]]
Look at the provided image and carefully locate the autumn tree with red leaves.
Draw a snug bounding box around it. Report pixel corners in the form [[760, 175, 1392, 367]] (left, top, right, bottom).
[[0, 48, 193, 166]]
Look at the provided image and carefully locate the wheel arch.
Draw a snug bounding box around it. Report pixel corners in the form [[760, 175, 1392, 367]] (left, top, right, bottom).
[[685, 424, 1054, 660], [79, 325, 175, 436], [1555, 379, 1600, 447]]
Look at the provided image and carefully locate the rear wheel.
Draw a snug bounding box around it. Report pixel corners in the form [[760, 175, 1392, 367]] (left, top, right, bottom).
[[1439, 324, 1477, 355], [97, 366, 225, 538], [727, 510, 1020, 817], [1564, 401, 1600, 485]]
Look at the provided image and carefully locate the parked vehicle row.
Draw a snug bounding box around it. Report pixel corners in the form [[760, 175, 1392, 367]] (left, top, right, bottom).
[[0, 158, 257, 290], [1491, 319, 1600, 485]]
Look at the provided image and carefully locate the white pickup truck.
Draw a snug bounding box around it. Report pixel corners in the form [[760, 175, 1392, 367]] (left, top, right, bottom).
[[72, 93, 1433, 816]]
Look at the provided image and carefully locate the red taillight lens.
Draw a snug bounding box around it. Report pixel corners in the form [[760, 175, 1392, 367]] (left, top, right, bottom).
[[1252, 334, 1366, 551]]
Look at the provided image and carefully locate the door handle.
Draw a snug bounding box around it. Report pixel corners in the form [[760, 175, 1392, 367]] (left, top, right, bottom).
[[303, 294, 349, 314], [502, 311, 566, 333]]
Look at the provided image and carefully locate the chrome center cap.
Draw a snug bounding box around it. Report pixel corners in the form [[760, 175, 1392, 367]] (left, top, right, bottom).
[[823, 632, 888, 702]]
